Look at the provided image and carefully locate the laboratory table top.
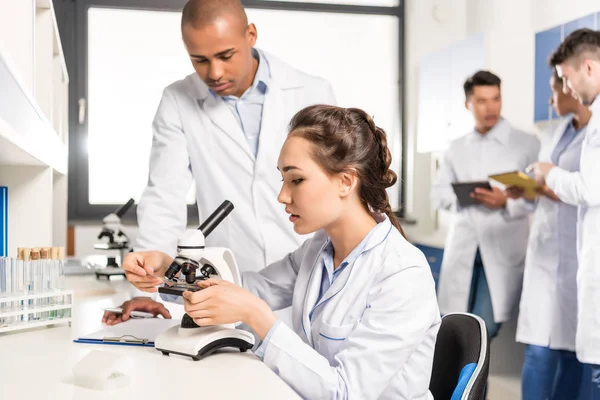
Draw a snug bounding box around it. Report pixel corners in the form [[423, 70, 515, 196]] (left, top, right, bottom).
[[0, 276, 301, 400]]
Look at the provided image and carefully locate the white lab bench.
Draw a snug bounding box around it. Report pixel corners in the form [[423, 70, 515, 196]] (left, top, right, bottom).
[[0, 276, 301, 400]]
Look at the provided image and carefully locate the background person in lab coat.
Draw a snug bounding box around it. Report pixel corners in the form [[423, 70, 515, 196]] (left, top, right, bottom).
[[529, 28, 600, 397], [511, 69, 590, 400], [432, 70, 540, 339], [102, 0, 335, 324], [123, 105, 441, 400]]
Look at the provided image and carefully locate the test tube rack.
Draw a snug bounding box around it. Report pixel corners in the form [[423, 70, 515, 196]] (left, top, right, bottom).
[[0, 290, 74, 334]]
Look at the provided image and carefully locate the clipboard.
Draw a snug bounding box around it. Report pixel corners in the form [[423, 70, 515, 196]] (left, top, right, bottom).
[[489, 171, 541, 200], [74, 318, 180, 347], [451, 181, 492, 207]]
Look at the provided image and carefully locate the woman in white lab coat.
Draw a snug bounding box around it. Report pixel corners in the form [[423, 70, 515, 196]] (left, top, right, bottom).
[[512, 71, 590, 400], [124, 105, 441, 400], [529, 29, 600, 397]]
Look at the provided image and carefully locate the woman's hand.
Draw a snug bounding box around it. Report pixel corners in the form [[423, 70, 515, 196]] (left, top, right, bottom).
[[122, 251, 173, 292], [182, 279, 277, 340], [505, 185, 525, 199], [537, 185, 561, 202]]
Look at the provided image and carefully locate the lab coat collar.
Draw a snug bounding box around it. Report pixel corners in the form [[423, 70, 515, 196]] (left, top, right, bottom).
[[319, 213, 392, 262], [590, 94, 600, 113], [466, 118, 511, 145], [189, 48, 304, 101], [302, 214, 393, 344], [319, 213, 387, 281]]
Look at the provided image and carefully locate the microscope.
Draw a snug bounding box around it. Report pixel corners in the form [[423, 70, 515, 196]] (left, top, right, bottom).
[[154, 200, 255, 361], [94, 198, 135, 279]]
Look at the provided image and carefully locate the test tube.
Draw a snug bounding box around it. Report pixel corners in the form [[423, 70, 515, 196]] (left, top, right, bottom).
[[16, 249, 24, 322], [49, 247, 59, 318], [30, 248, 40, 319], [22, 248, 32, 294], [58, 247, 65, 290], [57, 247, 65, 317], [22, 248, 31, 321], [41, 248, 50, 319]]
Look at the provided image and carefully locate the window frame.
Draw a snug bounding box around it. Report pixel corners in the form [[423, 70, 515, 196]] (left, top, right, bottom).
[[63, 0, 406, 223]]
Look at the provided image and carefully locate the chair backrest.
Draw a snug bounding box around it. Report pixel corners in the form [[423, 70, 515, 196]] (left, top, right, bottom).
[[429, 312, 490, 400]]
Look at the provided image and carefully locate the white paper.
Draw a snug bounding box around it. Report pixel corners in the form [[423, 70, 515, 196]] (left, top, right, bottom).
[[80, 318, 180, 343]]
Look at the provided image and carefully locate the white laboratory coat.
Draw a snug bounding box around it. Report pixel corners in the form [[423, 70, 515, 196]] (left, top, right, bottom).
[[516, 117, 584, 351], [135, 49, 336, 273], [546, 95, 600, 364], [242, 216, 441, 400], [432, 119, 540, 323]]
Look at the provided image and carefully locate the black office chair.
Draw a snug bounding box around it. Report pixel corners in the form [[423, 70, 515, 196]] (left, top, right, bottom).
[[429, 312, 490, 400]]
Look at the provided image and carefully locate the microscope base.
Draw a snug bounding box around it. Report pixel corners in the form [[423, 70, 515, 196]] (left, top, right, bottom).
[[155, 324, 255, 361]]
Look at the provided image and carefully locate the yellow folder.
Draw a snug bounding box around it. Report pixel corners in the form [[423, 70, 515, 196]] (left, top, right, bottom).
[[489, 171, 542, 200]]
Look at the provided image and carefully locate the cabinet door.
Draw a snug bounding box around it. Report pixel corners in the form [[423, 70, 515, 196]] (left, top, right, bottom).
[[534, 27, 561, 122]]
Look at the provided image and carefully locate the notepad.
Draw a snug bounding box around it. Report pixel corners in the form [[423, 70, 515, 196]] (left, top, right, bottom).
[[74, 318, 180, 347], [489, 171, 542, 200]]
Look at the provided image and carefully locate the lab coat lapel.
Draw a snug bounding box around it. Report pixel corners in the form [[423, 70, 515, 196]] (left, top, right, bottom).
[[551, 118, 572, 153], [565, 125, 586, 153], [198, 94, 254, 161], [302, 252, 325, 346], [312, 219, 392, 320], [255, 82, 287, 171]]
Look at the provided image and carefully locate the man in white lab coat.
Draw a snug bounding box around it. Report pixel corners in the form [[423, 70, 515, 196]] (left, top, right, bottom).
[[432, 71, 540, 339], [102, 0, 335, 324], [529, 28, 600, 397]]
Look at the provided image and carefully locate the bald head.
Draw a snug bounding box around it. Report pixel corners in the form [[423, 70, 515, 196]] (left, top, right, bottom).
[[181, 0, 248, 32]]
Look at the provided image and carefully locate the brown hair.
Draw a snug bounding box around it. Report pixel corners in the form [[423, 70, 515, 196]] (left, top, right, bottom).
[[288, 104, 405, 237], [549, 28, 600, 67]]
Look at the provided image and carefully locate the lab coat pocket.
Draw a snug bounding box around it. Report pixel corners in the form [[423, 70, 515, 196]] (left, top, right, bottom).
[[317, 321, 356, 362]]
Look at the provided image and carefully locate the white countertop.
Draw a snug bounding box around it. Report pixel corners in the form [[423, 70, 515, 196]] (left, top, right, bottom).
[[0, 276, 301, 400]]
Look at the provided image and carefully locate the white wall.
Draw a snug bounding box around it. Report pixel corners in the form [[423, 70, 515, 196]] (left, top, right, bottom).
[[403, 0, 470, 245], [404, 0, 600, 245]]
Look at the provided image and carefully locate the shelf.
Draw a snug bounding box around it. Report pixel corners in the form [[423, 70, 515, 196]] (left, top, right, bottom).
[[0, 49, 67, 174], [0, 317, 71, 333]]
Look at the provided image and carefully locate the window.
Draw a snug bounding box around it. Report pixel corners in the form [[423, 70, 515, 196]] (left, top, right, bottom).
[[67, 0, 404, 221], [260, 0, 399, 5], [246, 9, 401, 207], [87, 8, 195, 205]]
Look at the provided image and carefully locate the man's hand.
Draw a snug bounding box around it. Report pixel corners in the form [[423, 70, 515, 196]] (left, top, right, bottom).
[[122, 251, 173, 292], [471, 186, 507, 209], [527, 162, 556, 185], [101, 297, 172, 326]]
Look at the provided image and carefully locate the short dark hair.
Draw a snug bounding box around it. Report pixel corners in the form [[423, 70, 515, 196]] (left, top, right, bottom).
[[549, 28, 600, 67], [463, 70, 501, 98]]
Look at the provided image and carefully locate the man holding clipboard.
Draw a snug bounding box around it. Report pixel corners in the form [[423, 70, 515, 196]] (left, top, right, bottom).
[[431, 71, 540, 339]]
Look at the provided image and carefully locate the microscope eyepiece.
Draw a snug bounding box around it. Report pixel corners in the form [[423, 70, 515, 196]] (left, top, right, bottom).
[[114, 198, 135, 219], [198, 200, 234, 237]]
